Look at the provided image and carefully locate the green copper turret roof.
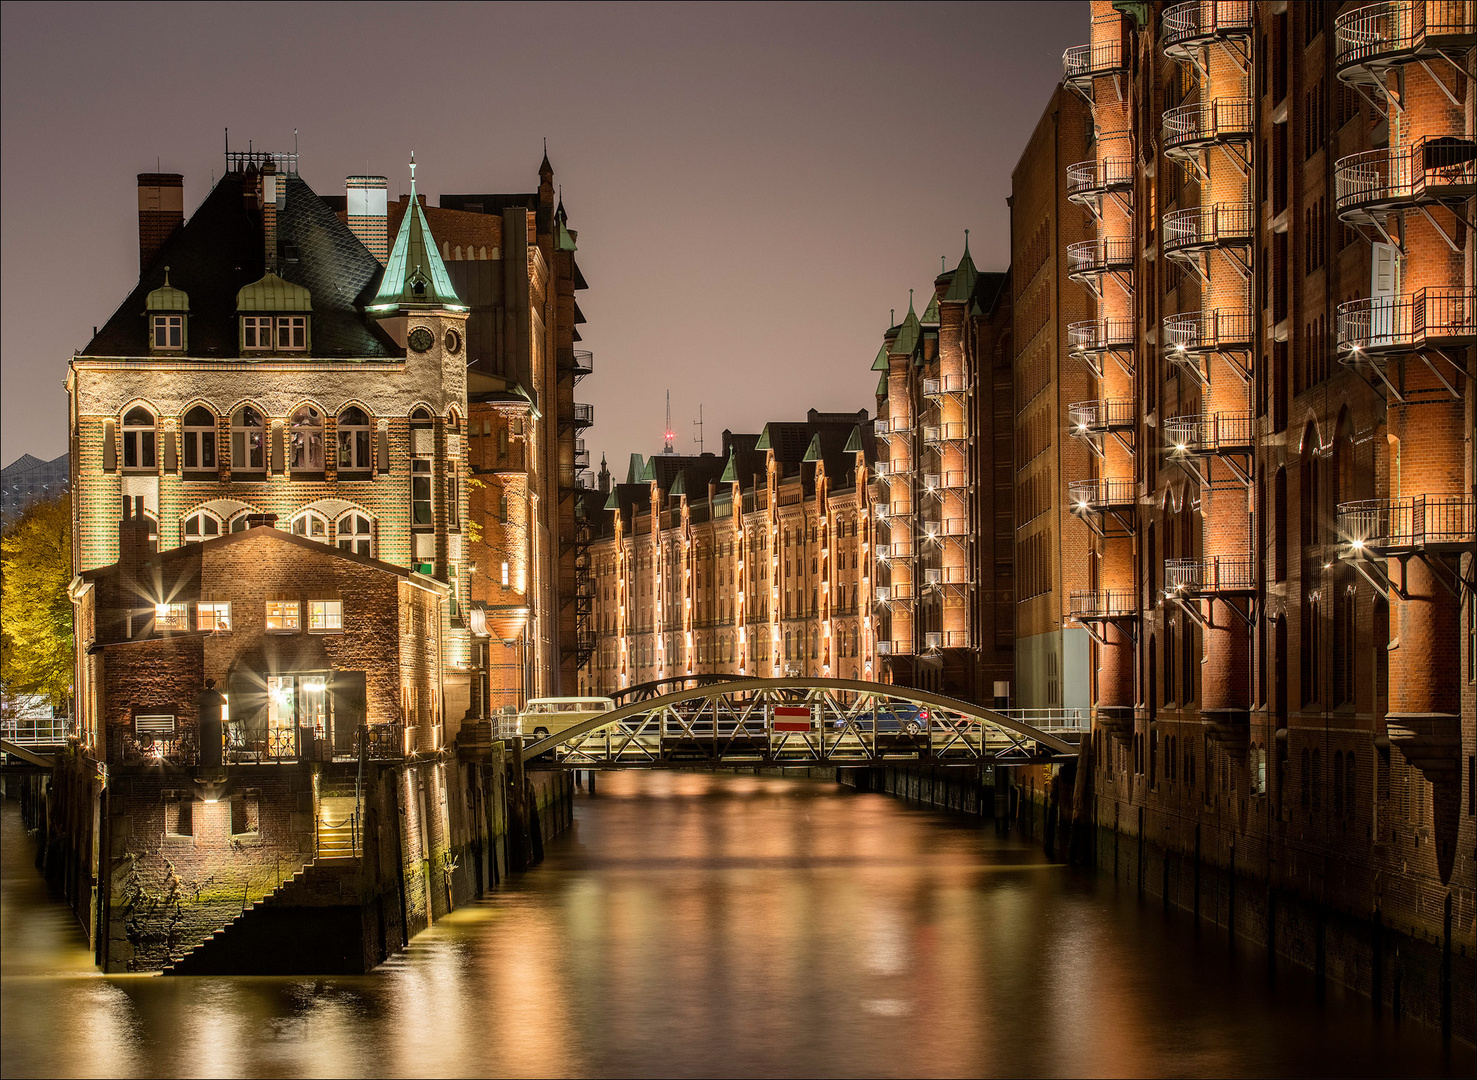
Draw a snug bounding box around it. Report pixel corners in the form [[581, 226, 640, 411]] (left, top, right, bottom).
[[844, 424, 865, 455], [943, 230, 978, 303], [802, 433, 824, 464], [369, 158, 466, 313], [890, 292, 921, 357], [720, 451, 739, 484], [920, 293, 940, 325], [876, 371, 887, 397], [604, 488, 620, 510], [237, 272, 311, 312], [871, 342, 890, 372], [640, 457, 658, 483], [668, 470, 686, 496], [146, 267, 189, 311], [626, 453, 645, 484]]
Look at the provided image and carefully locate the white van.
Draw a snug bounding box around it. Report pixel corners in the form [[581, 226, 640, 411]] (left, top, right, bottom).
[[519, 697, 617, 740]]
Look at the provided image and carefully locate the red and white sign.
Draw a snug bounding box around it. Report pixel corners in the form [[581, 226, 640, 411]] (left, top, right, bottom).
[[772, 706, 812, 732]]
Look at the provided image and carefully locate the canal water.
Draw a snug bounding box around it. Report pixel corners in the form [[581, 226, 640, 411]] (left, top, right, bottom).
[[2, 771, 1470, 1078]]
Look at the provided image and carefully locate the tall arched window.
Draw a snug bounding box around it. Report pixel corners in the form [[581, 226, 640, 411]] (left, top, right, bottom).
[[231, 407, 265, 473], [122, 406, 156, 470], [336, 513, 373, 557], [291, 510, 329, 542], [290, 405, 325, 472], [182, 510, 222, 542], [337, 407, 371, 472], [181, 406, 217, 472]]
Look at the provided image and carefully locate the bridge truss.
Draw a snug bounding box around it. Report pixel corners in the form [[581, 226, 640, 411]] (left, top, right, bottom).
[[523, 678, 1083, 769]]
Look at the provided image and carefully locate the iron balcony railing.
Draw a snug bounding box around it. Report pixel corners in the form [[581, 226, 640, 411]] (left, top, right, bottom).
[[1163, 309, 1254, 353], [922, 473, 943, 492], [1335, 138, 1477, 216], [873, 418, 890, 436], [924, 631, 944, 651], [875, 640, 893, 656], [1, 716, 73, 745], [1068, 398, 1136, 432], [1339, 494, 1475, 550], [1335, 1, 1476, 73], [1337, 288, 1477, 354], [1164, 555, 1256, 593], [571, 350, 594, 377], [1163, 203, 1254, 254], [1069, 317, 1136, 355], [571, 402, 595, 427], [876, 540, 913, 561], [1069, 589, 1137, 618], [1069, 477, 1136, 511], [1066, 157, 1135, 202], [1067, 237, 1135, 278], [922, 374, 968, 397], [1063, 38, 1126, 83], [940, 469, 967, 488], [574, 439, 590, 468], [923, 422, 968, 444], [1162, 0, 1254, 53], [1162, 99, 1253, 154], [1164, 411, 1255, 454]]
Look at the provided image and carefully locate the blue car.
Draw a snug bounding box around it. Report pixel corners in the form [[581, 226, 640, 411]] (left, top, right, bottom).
[[832, 705, 930, 735]]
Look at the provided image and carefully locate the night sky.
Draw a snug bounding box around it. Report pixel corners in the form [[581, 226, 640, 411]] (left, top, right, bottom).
[[0, 1, 1082, 468]]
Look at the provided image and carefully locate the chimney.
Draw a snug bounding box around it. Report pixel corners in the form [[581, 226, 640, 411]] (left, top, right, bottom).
[[137, 173, 184, 270], [346, 176, 389, 264], [117, 498, 157, 637], [261, 160, 278, 273]]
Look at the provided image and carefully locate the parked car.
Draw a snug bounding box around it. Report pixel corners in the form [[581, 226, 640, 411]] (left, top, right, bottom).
[[833, 705, 931, 735]]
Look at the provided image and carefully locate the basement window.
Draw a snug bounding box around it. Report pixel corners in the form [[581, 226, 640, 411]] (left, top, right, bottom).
[[231, 792, 261, 837], [168, 797, 193, 837]]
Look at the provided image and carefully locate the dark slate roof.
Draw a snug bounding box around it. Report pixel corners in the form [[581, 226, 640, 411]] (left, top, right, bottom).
[[83, 170, 393, 360]]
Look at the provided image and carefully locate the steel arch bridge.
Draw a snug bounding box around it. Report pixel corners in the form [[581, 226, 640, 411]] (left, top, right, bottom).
[[523, 678, 1084, 768]]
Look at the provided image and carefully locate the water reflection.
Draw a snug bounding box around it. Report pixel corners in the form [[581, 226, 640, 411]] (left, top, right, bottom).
[[2, 772, 1469, 1078]]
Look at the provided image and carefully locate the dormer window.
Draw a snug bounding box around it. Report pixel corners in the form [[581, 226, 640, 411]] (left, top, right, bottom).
[[242, 316, 273, 350], [152, 315, 184, 350], [277, 317, 307, 351], [145, 267, 189, 353]]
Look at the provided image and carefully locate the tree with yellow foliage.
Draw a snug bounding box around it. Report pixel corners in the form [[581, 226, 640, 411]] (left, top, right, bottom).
[[1, 494, 73, 710]]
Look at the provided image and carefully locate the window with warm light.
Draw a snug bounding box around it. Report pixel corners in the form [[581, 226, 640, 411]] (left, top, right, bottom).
[[197, 601, 232, 631], [154, 602, 187, 630], [309, 600, 343, 632], [266, 600, 300, 631], [336, 513, 373, 557]]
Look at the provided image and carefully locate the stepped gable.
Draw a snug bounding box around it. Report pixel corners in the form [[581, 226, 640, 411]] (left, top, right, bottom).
[[82, 170, 394, 360]]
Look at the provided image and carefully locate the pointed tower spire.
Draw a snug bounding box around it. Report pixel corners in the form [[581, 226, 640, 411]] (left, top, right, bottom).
[[369, 154, 466, 313]]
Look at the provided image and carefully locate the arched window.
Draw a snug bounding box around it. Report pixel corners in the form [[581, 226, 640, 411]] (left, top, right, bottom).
[[337, 407, 371, 472], [231, 407, 265, 472], [336, 513, 373, 557], [182, 510, 222, 542], [229, 513, 254, 533], [181, 406, 217, 472], [122, 406, 156, 471], [291, 510, 329, 542], [290, 405, 325, 472]]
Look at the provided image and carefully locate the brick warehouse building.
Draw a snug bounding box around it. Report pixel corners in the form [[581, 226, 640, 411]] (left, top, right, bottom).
[[48, 146, 586, 970], [1039, 0, 1474, 1029], [580, 410, 881, 693]]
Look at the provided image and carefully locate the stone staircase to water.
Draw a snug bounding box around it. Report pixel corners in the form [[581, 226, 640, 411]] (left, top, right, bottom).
[[165, 858, 369, 975]]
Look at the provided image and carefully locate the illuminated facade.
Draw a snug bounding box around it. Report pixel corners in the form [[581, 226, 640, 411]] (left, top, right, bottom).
[[1048, 0, 1474, 1016], [871, 242, 1018, 703], [581, 411, 879, 693], [54, 146, 585, 972]]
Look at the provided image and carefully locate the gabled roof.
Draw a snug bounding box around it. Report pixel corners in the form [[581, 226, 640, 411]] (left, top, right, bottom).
[[83, 170, 393, 360], [370, 162, 466, 313], [943, 230, 978, 303]]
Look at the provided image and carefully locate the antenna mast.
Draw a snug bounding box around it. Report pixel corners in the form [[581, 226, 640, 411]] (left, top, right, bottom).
[[693, 404, 704, 455], [663, 390, 675, 454]]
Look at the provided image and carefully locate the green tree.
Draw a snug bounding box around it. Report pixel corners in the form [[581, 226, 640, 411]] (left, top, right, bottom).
[[1, 494, 73, 708]]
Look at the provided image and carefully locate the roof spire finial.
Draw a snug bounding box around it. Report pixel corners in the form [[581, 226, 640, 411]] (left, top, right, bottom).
[[409, 151, 417, 192], [163, 266, 171, 286], [890, 308, 895, 325], [964, 228, 970, 254], [941, 255, 946, 273], [908, 288, 915, 313]]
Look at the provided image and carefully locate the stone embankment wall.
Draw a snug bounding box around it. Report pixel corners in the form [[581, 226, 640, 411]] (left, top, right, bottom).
[[29, 743, 573, 974]]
